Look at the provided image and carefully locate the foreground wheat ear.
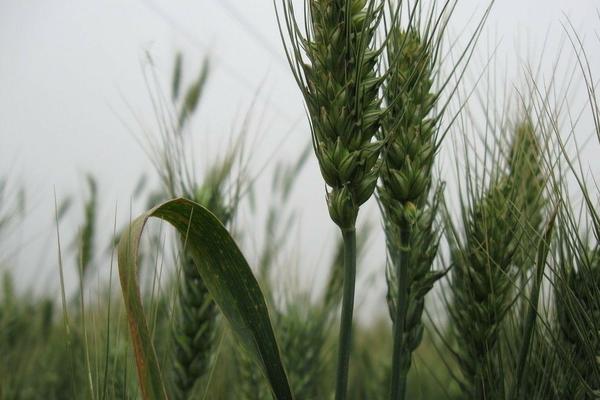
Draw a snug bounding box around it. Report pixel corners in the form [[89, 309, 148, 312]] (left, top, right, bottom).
[[117, 198, 292, 400], [276, 1, 386, 398]]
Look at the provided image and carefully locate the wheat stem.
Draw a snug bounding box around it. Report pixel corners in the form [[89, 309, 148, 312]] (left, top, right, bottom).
[[335, 227, 357, 400], [390, 226, 409, 400]]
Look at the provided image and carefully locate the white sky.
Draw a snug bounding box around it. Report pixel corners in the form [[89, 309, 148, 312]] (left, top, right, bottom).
[[0, 0, 599, 320]]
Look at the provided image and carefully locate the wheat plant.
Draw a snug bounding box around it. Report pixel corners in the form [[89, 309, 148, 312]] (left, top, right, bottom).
[[276, 1, 388, 398], [378, 22, 444, 400]]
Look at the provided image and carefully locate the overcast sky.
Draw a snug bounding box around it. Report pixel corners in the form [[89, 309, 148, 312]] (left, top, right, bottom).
[[1, 0, 598, 318]]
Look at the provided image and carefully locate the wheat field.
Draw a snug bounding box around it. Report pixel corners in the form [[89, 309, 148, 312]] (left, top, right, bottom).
[[1, 1, 600, 399]]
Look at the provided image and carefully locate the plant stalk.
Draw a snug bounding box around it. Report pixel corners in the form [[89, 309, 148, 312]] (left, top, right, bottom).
[[335, 227, 357, 400], [390, 227, 410, 400]]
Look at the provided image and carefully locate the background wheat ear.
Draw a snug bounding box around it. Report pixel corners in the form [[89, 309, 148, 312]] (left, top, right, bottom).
[[499, 113, 556, 400], [503, 114, 547, 324], [448, 176, 519, 400], [508, 117, 546, 279], [73, 174, 98, 297], [137, 52, 247, 399], [235, 346, 271, 400], [170, 250, 219, 400], [169, 148, 241, 400], [276, 299, 329, 399]]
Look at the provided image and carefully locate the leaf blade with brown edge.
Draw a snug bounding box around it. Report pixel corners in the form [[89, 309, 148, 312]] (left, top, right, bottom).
[[118, 198, 293, 400]]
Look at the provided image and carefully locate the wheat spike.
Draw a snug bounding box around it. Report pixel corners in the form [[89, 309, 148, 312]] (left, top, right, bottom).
[[278, 0, 386, 229], [449, 179, 518, 399], [378, 26, 445, 400]]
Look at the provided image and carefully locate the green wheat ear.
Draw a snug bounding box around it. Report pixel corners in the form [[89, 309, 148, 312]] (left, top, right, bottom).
[[236, 348, 271, 400], [171, 252, 218, 400], [277, 2, 386, 398], [276, 301, 329, 399], [508, 118, 546, 273], [76, 174, 98, 288], [378, 26, 445, 400], [449, 178, 519, 400], [278, 0, 386, 229], [504, 116, 548, 390]]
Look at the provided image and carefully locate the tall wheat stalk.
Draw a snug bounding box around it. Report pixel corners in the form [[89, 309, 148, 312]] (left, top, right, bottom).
[[276, 1, 387, 398], [378, 26, 445, 400]]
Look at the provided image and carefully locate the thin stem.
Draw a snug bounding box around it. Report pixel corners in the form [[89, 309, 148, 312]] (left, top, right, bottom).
[[390, 227, 410, 400], [335, 227, 357, 400]]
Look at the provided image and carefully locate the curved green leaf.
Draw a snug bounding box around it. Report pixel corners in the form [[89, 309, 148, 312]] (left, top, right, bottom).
[[118, 198, 293, 400]]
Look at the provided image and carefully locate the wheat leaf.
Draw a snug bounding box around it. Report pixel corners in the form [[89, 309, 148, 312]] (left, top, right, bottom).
[[118, 197, 293, 400]]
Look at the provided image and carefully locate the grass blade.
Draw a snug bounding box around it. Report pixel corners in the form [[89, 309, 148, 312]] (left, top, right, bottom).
[[118, 198, 292, 400]]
